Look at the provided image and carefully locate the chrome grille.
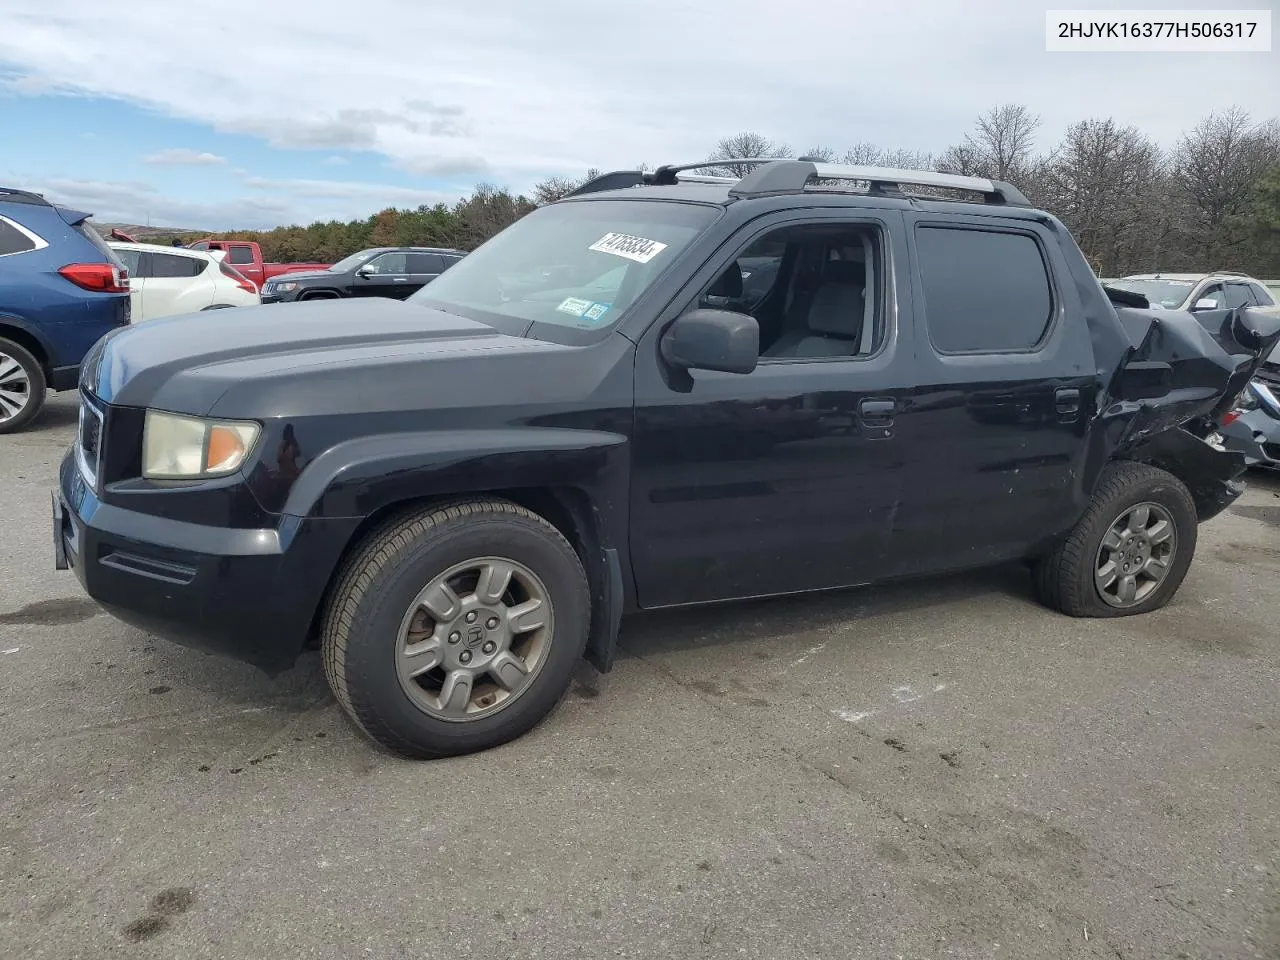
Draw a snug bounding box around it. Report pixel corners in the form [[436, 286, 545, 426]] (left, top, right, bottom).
[[77, 393, 104, 488]]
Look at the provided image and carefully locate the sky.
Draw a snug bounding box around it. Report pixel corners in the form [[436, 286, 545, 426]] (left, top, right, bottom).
[[0, 0, 1276, 230]]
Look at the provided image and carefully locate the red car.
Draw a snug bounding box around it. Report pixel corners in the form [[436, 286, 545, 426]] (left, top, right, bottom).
[[187, 240, 331, 290]]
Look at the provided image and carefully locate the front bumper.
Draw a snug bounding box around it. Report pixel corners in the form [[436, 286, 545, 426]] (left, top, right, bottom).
[[54, 452, 359, 673]]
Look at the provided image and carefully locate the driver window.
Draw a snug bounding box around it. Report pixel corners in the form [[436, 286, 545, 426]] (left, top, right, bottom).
[[694, 223, 882, 360], [1197, 284, 1224, 308], [366, 252, 407, 274]]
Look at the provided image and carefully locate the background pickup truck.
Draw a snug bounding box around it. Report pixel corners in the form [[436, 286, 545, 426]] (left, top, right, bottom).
[[186, 239, 331, 289], [55, 159, 1280, 762]]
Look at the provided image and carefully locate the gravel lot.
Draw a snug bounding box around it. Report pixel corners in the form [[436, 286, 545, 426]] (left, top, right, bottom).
[[2, 392, 1278, 960]]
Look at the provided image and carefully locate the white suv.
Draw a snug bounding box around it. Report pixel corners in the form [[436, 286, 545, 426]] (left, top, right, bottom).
[[107, 241, 260, 322], [1109, 271, 1278, 315]]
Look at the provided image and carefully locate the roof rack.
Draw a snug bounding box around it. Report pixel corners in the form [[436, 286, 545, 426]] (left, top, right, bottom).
[[0, 187, 54, 207], [564, 158, 1030, 206], [1210, 269, 1248, 277], [730, 160, 1030, 205], [565, 158, 788, 198]]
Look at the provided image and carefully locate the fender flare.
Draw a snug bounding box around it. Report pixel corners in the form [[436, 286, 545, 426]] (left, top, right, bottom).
[[280, 427, 632, 671], [0, 312, 58, 367]]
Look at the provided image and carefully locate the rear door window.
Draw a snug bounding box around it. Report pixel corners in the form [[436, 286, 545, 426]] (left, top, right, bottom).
[[1224, 284, 1253, 310], [228, 245, 254, 265], [915, 226, 1054, 354], [407, 253, 445, 274]]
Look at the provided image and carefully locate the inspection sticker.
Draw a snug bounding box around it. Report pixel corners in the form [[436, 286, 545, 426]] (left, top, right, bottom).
[[556, 297, 593, 317], [589, 232, 668, 264], [582, 302, 610, 322]]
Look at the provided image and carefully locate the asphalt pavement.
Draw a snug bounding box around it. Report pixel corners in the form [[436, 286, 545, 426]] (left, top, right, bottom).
[[2, 392, 1278, 960]]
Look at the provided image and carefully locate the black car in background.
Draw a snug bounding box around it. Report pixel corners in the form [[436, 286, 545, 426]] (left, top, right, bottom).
[[260, 246, 465, 303]]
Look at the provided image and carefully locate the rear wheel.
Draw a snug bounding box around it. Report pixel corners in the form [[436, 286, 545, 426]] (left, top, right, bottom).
[[1032, 462, 1197, 617], [321, 499, 590, 759], [0, 338, 46, 435]]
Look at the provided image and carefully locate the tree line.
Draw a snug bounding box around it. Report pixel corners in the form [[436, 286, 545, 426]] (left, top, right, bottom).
[[153, 105, 1279, 279]]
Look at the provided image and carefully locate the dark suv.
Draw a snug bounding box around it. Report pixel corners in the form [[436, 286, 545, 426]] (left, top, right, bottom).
[[53, 159, 1278, 759], [259, 246, 465, 303], [0, 188, 130, 433]]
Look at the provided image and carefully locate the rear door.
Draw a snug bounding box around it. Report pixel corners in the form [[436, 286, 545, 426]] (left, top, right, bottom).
[[405, 252, 445, 294], [139, 251, 213, 320], [895, 213, 1099, 574]]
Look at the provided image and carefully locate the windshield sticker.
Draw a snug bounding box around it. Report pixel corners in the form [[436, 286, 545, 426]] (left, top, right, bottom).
[[589, 232, 668, 264], [556, 297, 593, 317], [582, 302, 610, 323]]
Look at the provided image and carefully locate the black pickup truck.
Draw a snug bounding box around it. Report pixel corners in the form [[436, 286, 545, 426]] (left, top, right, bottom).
[[53, 159, 1280, 759]]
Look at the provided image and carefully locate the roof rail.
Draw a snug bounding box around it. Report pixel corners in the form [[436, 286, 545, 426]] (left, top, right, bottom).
[[564, 158, 1031, 206], [1211, 269, 1248, 277], [729, 160, 1030, 205], [566, 158, 788, 198], [0, 186, 54, 207]]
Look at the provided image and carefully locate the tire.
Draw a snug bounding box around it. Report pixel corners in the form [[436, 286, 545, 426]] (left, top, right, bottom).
[[0, 337, 47, 435], [321, 498, 590, 759], [1032, 462, 1197, 618]]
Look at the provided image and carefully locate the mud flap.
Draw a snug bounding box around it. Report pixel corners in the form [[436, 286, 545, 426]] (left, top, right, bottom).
[[584, 547, 624, 673]]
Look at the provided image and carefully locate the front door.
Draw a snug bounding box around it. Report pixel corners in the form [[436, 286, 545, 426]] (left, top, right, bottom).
[[352, 251, 414, 299], [628, 211, 916, 607]]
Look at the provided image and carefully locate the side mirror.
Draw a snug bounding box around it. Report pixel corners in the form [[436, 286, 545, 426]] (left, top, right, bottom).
[[661, 309, 758, 375], [1231, 306, 1280, 352], [1192, 297, 1219, 311]]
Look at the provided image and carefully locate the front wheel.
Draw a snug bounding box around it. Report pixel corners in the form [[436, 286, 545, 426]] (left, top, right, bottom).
[[1032, 462, 1198, 617], [321, 499, 590, 759]]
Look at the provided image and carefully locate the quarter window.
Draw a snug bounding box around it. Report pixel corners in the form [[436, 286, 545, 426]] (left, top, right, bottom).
[[0, 217, 40, 256], [1248, 283, 1276, 307], [916, 226, 1053, 354]]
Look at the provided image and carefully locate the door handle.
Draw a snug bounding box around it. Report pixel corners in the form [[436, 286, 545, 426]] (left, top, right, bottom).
[[858, 398, 895, 422], [1055, 388, 1081, 421]]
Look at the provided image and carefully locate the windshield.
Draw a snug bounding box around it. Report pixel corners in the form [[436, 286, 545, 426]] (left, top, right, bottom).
[[330, 250, 377, 272], [1108, 278, 1196, 309], [409, 200, 717, 334]]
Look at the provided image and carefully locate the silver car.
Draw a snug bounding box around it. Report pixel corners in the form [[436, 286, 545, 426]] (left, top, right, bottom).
[[1108, 271, 1278, 315]]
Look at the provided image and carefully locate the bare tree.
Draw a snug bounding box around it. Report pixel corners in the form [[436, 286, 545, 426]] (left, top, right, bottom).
[[1171, 109, 1280, 265], [1037, 118, 1164, 275], [940, 104, 1041, 184], [531, 167, 605, 205], [703, 131, 793, 177], [799, 146, 839, 163], [842, 142, 885, 165]]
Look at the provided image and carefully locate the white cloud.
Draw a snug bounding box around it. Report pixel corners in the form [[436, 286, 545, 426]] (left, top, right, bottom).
[[142, 148, 227, 166], [1, 0, 1275, 222], [323, 155, 349, 165], [0, 172, 455, 230]]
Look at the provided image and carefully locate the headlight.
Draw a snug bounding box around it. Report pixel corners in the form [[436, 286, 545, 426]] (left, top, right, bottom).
[[275, 281, 298, 292], [143, 411, 260, 479]]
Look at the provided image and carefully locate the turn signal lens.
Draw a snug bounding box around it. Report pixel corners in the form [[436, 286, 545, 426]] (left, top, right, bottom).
[[143, 411, 260, 479]]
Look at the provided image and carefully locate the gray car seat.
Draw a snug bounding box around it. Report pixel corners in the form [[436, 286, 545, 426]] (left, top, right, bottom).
[[765, 258, 866, 357]]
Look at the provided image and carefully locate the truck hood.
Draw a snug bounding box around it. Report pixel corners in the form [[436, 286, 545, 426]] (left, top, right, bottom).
[[82, 297, 557, 414]]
